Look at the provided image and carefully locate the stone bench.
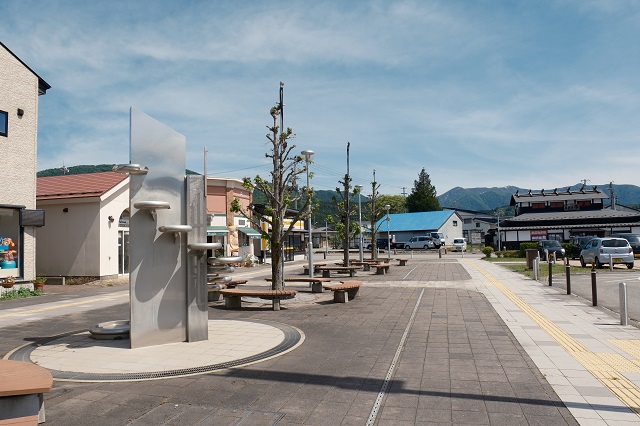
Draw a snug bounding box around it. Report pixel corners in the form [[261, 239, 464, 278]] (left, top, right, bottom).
[[218, 288, 297, 311], [323, 280, 362, 303], [396, 258, 409, 266], [208, 280, 248, 301], [375, 263, 391, 275], [316, 266, 361, 278], [0, 359, 53, 425]]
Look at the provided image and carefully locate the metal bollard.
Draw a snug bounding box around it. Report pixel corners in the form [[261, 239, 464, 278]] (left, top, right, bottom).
[[533, 258, 538, 280], [591, 266, 598, 306], [620, 282, 628, 326], [566, 262, 571, 295], [548, 260, 553, 286], [610, 254, 614, 271], [438, 248, 442, 259]]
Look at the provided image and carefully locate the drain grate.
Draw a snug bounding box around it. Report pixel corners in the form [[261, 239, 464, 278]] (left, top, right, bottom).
[[8, 318, 302, 382]]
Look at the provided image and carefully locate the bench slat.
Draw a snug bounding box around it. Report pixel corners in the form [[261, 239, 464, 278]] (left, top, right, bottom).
[[0, 360, 53, 397]]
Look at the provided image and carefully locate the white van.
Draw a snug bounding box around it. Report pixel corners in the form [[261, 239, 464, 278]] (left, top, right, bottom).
[[405, 236, 435, 250], [430, 232, 445, 248]]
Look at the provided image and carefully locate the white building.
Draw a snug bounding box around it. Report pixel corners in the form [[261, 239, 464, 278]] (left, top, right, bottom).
[[0, 42, 50, 283]]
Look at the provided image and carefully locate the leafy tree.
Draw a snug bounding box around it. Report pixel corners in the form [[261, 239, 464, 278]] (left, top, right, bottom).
[[406, 168, 441, 212], [327, 185, 361, 265], [231, 92, 311, 290], [377, 195, 406, 214]]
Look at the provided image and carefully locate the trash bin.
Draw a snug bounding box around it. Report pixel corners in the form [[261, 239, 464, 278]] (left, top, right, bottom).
[[526, 249, 539, 269]]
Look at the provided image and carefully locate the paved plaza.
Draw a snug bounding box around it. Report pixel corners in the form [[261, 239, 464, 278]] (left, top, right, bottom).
[[2, 253, 640, 425]]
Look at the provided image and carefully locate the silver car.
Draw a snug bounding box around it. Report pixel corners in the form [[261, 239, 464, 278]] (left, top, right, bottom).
[[579, 237, 634, 269]]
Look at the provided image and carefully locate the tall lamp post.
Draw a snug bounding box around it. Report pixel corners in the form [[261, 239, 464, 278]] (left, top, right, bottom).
[[355, 185, 364, 262], [385, 204, 391, 260], [301, 150, 315, 282]]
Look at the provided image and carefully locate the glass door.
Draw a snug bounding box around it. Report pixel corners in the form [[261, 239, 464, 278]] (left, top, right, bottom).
[[118, 230, 130, 275]]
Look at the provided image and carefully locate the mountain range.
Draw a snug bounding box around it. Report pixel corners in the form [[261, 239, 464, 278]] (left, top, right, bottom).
[[437, 183, 640, 212]]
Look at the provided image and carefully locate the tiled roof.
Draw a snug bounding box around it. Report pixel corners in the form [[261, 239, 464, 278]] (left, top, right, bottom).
[[37, 172, 127, 201], [376, 210, 455, 232]]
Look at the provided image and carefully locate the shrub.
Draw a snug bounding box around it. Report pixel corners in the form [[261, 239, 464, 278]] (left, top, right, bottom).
[[504, 250, 521, 258], [482, 246, 494, 258], [519, 242, 538, 258], [495, 250, 503, 258]]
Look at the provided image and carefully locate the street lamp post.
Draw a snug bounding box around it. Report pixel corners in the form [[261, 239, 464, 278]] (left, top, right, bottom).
[[385, 204, 391, 260], [355, 185, 364, 262], [302, 150, 314, 283]]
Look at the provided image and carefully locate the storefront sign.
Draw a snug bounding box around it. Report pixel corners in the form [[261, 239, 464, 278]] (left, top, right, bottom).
[[530, 230, 548, 241]]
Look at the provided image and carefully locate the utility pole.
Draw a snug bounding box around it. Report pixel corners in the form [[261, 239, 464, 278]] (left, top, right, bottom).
[[339, 142, 352, 267], [370, 170, 380, 260]]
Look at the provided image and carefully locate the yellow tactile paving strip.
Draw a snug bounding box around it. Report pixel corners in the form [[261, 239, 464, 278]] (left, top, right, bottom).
[[468, 260, 640, 416], [0, 293, 128, 319]]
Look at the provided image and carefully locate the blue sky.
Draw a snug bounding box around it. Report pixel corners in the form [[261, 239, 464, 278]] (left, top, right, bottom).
[[3, 0, 640, 196]]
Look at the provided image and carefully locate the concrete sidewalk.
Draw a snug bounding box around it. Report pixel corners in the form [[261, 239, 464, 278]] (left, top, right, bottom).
[[1, 254, 639, 424]]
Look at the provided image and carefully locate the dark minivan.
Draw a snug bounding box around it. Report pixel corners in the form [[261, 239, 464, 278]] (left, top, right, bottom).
[[570, 236, 595, 259], [610, 233, 640, 257]]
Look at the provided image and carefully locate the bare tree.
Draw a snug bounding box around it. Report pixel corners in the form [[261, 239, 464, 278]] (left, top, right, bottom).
[[231, 84, 312, 289]]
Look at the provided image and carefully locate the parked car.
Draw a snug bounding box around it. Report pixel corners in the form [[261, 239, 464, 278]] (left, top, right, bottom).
[[569, 236, 595, 259], [537, 240, 565, 261], [579, 237, 634, 269], [610, 233, 640, 257], [451, 238, 467, 252], [405, 236, 435, 250]]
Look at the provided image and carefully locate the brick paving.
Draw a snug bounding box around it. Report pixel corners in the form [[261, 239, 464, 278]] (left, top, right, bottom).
[[0, 255, 579, 425]]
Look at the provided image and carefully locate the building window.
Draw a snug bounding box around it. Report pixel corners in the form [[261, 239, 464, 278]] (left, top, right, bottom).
[[0, 111, 7, 137], [578, 200, 591, 207], [476, 222, 481, 228], [550, 202, 563, 208], [453, 221, 458, 227], [532, 202, 545, 209]]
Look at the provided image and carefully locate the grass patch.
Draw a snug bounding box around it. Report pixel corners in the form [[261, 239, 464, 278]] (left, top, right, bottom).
[[1, 287, 43, 301]]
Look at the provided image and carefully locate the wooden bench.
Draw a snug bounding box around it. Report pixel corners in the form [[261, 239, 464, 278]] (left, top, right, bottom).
[[374, 263, 391, 275], [208, 280, 248, 301], [218, 288, 297, 311], [396, 258, 409, 266], [265, 277, 331, 293], [316, 266, 361, 278], [323, 280, 362, 303], [348, 261, 379, 271], [0, 359, 53, 425], [302, 262, 327, 275]]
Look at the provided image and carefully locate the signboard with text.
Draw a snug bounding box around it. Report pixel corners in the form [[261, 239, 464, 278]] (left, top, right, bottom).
[[530, 230, 548, 241]]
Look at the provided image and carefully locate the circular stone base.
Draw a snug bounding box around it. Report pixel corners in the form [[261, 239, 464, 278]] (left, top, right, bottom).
[[89, 320, 130, 340], [7, 319, 304, 382]]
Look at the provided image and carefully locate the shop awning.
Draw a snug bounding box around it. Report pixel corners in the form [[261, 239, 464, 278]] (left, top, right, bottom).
[[207, 226, 228, 236], [237, 226, 262, 239]]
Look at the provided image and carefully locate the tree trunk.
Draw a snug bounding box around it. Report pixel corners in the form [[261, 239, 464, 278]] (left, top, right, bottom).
[[270, 240, 283, 290]]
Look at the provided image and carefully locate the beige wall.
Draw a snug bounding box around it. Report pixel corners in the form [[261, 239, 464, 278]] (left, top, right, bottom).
[[0, 46, 41, 281]]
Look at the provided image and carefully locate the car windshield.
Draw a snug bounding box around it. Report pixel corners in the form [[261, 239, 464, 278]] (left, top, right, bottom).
[[454, 239, 464, 243], [602, 239, 629, 248], [542, 241, 561, 247], [622, 236, 640, 243]]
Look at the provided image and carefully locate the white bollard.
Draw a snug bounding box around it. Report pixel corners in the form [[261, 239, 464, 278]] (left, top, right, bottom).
[[610, 254, 614, 271], [533, 257, 538, 281], [620, 282, 628, 326]]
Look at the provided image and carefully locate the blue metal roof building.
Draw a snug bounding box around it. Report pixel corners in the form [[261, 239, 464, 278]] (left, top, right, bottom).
[[375, 210, 464, 246], [376, 211, 456, 232]]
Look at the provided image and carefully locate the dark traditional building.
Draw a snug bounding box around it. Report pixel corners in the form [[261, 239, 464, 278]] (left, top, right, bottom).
[[499, 186, 640, 249]]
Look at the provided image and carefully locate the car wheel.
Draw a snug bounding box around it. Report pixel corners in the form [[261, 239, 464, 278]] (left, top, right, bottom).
[[628, 263, 634, 269], [580, 256, 586, 268], [423, 245, 429, 250], [595, 257, 603, 269]]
